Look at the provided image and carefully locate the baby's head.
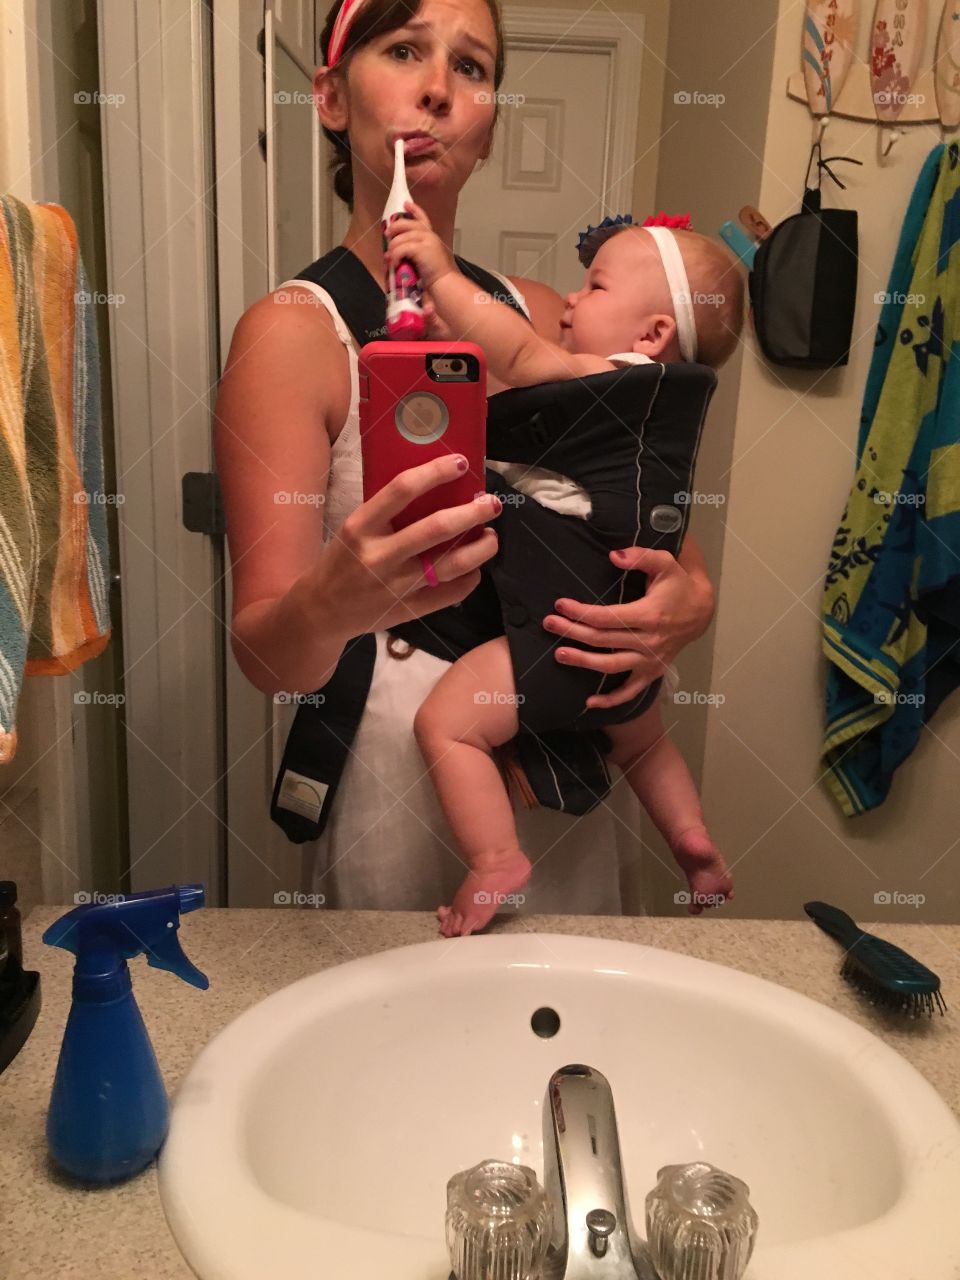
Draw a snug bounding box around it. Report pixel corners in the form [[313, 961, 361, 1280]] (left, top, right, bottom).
[[560, 224, 745, 369]]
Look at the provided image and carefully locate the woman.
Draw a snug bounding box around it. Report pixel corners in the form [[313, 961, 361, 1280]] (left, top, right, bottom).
[[214, 0, 716, 914]]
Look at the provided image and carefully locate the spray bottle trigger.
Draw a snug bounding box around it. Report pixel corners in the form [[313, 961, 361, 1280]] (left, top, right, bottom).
[[148, 929, 209, 990]]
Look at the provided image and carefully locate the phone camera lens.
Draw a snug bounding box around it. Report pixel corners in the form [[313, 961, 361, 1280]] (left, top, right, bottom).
[[451, 359, 464, 372]]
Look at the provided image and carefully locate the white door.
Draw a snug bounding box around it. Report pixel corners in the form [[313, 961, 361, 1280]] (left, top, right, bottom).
[[219, 4, 650, 905]]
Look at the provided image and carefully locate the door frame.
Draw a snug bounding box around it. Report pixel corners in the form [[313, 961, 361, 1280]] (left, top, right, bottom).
[[97, 0, 224, 898]]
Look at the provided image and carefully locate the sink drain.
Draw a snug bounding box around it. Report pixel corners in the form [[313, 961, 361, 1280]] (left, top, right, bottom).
[[530, 1007, 561, 1038]]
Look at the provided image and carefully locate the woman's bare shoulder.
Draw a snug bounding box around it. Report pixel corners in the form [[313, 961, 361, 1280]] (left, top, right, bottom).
[[504, 275, 565, 341], [222, 285, 352, 443]]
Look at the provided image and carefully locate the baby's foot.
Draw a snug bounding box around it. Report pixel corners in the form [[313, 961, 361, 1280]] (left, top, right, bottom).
[[437, 850, 532, 937], [672, 825, 734, 915]]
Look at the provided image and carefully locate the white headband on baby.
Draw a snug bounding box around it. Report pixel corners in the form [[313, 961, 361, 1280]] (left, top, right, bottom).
[[641, 226, 698, 363]]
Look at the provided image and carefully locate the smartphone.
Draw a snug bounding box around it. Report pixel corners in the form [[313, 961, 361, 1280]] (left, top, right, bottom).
[[359, 341, 488, 558]]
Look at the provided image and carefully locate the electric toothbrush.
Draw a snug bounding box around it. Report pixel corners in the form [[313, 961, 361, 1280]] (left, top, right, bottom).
[[382, 137, 427, 341]]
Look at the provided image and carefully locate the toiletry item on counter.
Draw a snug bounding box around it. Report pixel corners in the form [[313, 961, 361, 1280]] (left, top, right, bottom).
[[382, 138, 427, 341], [42, 884, 209, 1182], [446, 1159, 551, 1280], [0, 881, 41, 1075], [805, 900, 947, 1017]]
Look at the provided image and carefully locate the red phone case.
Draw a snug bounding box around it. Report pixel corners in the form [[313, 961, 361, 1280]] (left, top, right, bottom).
[[359, 341, 488, 558]]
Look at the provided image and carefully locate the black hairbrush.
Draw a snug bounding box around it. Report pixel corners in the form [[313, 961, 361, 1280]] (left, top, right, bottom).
[[804, 900, 946, 1018]]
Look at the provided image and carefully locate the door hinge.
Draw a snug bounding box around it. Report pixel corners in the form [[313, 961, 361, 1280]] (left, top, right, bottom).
[[182, 472, 225, 538]]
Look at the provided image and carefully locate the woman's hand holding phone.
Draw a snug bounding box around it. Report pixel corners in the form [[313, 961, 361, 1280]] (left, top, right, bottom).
[[307, 454, 501, 638]]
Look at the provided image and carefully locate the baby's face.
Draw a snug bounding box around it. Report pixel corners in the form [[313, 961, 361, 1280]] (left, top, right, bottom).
[[559, 230, 678, 359]]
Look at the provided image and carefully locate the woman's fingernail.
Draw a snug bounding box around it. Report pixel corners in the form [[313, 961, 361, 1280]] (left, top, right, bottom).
[[456, 455, 468, 470], [488, 495, 503, 512]]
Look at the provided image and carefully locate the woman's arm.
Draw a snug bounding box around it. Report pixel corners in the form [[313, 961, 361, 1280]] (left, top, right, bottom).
[[215, 291, 354, 695], [675, 532, 716, 639], [217, 289, 505, 695]]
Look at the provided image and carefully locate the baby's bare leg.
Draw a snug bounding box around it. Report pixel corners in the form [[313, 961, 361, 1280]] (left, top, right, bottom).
[[604, 704, 734, 914], [414, 637, 531, 937]]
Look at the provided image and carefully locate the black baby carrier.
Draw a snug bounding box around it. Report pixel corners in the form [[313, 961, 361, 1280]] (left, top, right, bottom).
[[269, 246, 717, 843]]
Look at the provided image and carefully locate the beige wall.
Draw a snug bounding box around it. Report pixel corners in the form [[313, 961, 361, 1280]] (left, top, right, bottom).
[[659, 4, 959, 922], [650, 0, 778, 914]]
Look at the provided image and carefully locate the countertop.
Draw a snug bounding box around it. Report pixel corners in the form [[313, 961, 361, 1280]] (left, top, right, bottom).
[[2, 907, 958, 1279]]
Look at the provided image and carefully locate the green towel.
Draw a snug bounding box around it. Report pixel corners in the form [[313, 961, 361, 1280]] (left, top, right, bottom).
[[821, 142, 960, 816]]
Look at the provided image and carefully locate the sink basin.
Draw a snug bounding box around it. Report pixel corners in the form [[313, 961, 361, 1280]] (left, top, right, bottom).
[[158, 933, 960, 1279]]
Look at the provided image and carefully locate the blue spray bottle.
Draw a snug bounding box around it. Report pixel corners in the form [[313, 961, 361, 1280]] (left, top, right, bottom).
[[42, 884, 208, 1182]]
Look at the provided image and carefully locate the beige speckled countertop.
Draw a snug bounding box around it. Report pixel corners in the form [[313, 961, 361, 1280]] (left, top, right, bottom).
[[1, 908, 958, 1278]]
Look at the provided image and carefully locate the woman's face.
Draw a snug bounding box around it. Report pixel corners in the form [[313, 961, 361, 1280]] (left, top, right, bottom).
[[339, 0, 499, 202]]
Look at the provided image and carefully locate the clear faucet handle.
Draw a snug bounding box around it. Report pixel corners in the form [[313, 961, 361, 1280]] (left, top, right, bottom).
[[446, 1159, 552, 1280], [645, 1162, 758, 1280]]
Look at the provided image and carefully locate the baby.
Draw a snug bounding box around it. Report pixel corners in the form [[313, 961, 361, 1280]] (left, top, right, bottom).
[[384, 202, 744, 937]]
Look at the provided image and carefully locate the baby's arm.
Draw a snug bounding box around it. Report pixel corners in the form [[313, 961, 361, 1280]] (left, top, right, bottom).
[[429, 270, 615, 388], [384, 200, 614, 387]]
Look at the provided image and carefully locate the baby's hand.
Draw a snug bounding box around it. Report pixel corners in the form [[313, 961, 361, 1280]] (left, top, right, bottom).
[[384, 199, 457, 290]]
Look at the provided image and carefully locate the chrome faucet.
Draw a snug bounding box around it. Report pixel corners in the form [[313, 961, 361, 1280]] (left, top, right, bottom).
[[541, 1064, 656, 1280]]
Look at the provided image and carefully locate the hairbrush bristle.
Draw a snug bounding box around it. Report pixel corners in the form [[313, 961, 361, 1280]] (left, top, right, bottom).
[[840, 954, 947, 1017]]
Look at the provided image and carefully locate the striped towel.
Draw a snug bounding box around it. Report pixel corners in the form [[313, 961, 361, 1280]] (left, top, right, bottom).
[[0, 195, 111, 763]]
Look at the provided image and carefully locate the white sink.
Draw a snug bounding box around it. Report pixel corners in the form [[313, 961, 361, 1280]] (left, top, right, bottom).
[[159, 933, 960, 1279]]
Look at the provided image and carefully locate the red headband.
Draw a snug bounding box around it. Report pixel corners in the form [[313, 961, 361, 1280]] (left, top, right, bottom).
[[326, 0, 367, 67]]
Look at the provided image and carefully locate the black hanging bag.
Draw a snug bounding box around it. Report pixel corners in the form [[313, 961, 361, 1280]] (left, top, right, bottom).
[[749, 146, 861, 369]]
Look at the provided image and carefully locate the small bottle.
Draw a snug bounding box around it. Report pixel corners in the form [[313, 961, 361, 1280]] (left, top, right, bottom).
[[0, 880, 23, 978], [42, 884, 208, 1182], [382, 137, 427, 341]]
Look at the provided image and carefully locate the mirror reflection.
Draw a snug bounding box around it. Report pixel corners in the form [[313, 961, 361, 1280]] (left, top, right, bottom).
[[2, 0, 959, 929]]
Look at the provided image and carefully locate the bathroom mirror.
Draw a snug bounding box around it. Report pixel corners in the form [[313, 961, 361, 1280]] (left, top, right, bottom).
[[3, 0, 958, 925]]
